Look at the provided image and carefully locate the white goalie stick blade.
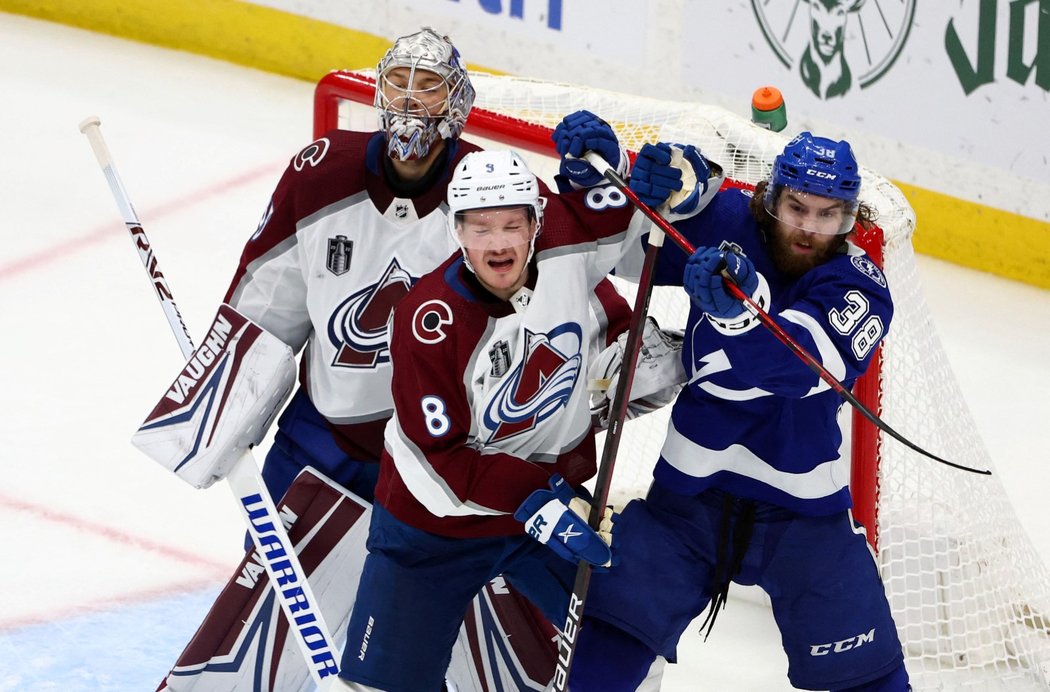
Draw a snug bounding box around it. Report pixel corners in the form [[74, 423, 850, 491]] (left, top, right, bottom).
[[158, 467, 368, 692], [448, 577, 558, 691], [132, 304, 296, 489]]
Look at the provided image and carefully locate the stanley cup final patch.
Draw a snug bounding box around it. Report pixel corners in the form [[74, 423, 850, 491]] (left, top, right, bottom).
[[489, 339, 512, 377], [327, 235, 353, 276]]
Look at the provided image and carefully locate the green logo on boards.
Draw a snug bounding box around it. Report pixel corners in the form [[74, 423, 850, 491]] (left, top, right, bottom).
[[751, 0, 916, 99]]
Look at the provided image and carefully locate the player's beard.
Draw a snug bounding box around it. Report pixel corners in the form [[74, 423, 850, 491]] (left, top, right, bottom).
[[766, 225, 846, 279]]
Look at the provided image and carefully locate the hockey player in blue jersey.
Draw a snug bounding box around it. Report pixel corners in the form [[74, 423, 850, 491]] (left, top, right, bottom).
[[568, 132, 910, 691]]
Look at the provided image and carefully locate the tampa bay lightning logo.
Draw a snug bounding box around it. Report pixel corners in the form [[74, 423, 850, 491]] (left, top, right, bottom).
[[483, 323, 583, 443], [851, 255, 887, 288], [328, 259, 415, 368]]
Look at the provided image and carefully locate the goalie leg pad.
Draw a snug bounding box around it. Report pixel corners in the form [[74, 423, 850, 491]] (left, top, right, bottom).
[[133, 304, 296, 489], [449, 577, 559, 691], [159, 467, 371, 691]]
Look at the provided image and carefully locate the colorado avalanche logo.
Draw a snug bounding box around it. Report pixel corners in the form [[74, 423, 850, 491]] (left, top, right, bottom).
[[412, 299, 453, 344], [293, 138, 330, 171], [329, 259, 415, 368], [483, 324, 583, 443]]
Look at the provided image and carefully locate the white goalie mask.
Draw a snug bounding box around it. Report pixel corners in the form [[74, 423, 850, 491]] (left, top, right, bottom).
[[447, 150, 546, 274], [375, 27, 476, 162]]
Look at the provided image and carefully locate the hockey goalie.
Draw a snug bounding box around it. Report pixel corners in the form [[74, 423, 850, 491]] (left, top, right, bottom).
[[130, 27, 686, 691], [131, 303, 571, 691], [131, 295, 684, 692]]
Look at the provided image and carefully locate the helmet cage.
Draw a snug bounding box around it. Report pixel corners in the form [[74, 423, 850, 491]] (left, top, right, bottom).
[[763, 131, 862, 235], [375, 28, 476, 161]]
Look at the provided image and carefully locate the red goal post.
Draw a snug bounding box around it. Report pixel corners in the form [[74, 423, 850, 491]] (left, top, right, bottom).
[[313, 69, 1050, 689]]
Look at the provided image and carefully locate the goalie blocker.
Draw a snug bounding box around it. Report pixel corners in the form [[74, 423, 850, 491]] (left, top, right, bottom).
[[132, 304, 296, 489]]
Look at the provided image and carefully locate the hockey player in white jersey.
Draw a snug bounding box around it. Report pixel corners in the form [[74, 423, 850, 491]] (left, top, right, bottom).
[[147, 27, 658, 691], [223, 27, 479, 508], [328, 149, 657, 691], [568, 133, 910, 691]]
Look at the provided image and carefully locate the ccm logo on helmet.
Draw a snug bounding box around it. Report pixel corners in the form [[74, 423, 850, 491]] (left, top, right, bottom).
[[412, 299, 453, 344], [806, 169, 837, 179]]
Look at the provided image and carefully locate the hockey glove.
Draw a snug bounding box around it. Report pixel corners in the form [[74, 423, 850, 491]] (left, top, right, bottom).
[[514, 474, 613, 568], [663, 143, 711, 216], [629, 142, 711, 215], [589, 317, 686, 429], [553, 110, 624, 189], [683, 247, 759, 320]]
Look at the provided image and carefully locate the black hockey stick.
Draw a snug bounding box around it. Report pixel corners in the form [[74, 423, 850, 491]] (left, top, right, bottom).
[[587, 153, 990, 477], [551, 171, 668, 691]]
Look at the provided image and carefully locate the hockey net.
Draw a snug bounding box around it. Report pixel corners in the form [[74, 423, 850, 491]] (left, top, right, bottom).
[[314, 70, 1050, 689]]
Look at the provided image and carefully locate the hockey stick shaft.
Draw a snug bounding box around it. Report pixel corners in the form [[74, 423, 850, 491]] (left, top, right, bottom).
[[552, 165, 667, 690], [79, 116, 341, 684], [588, 153, 989, 476], [79, 116, 195, 359]]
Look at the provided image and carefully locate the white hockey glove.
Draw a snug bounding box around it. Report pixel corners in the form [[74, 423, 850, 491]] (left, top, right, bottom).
[[131, 304, 296, 489], [514, 475, 613, 568], [589, 317, 687, 429]]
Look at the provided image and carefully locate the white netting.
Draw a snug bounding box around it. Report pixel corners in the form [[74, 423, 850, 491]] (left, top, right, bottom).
[[321, 71, 1050, 689]]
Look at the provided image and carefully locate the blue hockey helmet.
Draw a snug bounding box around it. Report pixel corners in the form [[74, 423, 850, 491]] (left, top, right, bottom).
[[763, 132, 862, 234]]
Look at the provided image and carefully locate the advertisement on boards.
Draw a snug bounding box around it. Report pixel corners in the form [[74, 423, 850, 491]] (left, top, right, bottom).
[[691, 1, 1048, 193]]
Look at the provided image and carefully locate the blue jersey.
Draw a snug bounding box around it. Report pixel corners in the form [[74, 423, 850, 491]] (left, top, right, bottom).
[[651, 188, 893, 515]]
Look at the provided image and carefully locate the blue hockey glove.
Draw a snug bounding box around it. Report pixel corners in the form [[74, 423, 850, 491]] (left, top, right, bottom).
[[553, 110, 622, 188], [683, 247, 759, 319], [514, 474, 612, 568], [628, 142, 681, 207], [663, 144, 711, 216], [629, 143, 711, 213]]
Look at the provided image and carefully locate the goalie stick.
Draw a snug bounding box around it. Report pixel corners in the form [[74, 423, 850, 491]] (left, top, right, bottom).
[[79, 116, 341, 686], [584, 151, 991, 477]]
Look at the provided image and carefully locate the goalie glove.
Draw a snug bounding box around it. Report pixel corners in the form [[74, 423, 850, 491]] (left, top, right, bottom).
[[514, 475, 613, 568], [132, 304, 296, 489], [589, 317, 687, 429]]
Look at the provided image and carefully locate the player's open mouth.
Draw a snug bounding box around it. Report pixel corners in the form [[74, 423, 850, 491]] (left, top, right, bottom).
[[487, 257, 515, 272]]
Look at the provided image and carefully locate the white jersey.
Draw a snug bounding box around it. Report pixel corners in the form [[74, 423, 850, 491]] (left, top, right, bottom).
[[223, 131, 484, 458]]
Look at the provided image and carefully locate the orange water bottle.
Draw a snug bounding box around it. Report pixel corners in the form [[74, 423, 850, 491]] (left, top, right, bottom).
[[751, 86, 787, 132]]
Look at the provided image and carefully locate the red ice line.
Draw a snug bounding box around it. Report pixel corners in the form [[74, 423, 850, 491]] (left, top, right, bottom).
[[0, 490, 236, 631], [0, 164, 282, 630], [0, 162, 282, 283]]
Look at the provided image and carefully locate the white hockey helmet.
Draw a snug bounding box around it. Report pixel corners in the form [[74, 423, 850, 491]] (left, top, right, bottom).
[[375, 27, 476, 162], [447, 150, 546, 271]]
